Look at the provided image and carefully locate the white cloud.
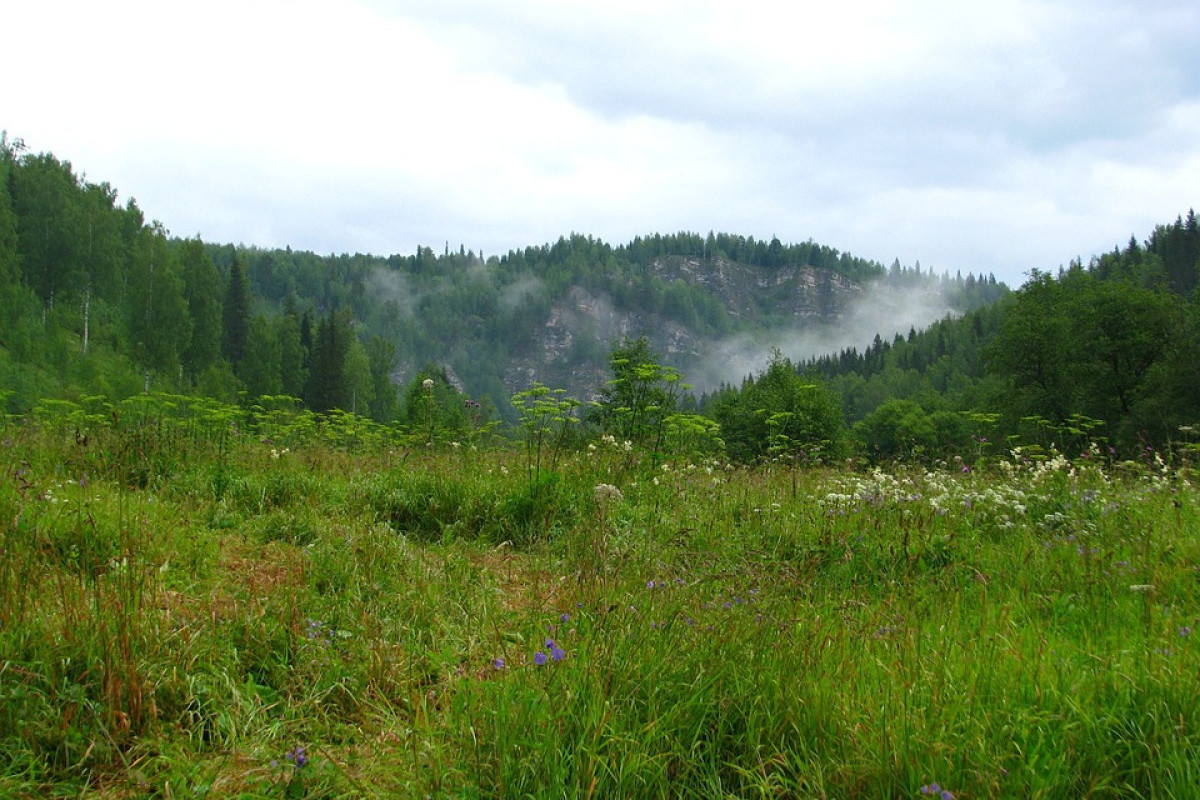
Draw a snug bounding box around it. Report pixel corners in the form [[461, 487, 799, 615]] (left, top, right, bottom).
[[3, 0, 1199, 284]]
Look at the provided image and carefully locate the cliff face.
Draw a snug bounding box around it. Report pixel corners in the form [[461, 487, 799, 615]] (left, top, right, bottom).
[[648, 256, 864, 322], [504, 256, 868, 399]]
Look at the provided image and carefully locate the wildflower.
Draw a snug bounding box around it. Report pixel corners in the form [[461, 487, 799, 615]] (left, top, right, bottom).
[[286, 746, 308, 768], [1181, 627, 1193, 638], [493, 657, 505, 670], [533, 651, 548, 666], [422, 378, 434, 390], [551, 645, 566, 662], [594, 483, 623, 504], [560, 612, 570, 623]]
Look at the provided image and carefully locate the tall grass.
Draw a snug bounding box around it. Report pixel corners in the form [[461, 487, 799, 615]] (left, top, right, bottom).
[[1, 403, 1198, 797]]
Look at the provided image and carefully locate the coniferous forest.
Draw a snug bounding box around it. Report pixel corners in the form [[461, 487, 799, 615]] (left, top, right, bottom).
[[4, 136, 1200, 798], [3, 136, 1198, 459]]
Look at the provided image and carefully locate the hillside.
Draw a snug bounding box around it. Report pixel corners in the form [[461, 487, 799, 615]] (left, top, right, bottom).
[[214, 236, 1004, 415], [0, 135, 1009, 419]]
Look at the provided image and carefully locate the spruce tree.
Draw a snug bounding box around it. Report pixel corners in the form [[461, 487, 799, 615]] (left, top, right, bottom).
[[221, 258, 249, 368]]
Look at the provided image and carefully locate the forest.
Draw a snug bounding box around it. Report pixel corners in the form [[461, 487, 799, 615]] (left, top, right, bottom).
[[1, 134, 1197, 461]]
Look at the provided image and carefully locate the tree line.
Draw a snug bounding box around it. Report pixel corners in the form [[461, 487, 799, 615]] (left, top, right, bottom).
[[6, 134, 1195, 461]]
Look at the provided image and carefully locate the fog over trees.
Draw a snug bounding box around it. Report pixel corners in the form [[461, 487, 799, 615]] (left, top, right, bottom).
[[2, 136, 1197, 458]]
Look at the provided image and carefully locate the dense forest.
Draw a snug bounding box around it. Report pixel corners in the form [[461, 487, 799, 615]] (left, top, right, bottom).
[[786, 214, 1200, 458], [2, 134, 1197, 459]]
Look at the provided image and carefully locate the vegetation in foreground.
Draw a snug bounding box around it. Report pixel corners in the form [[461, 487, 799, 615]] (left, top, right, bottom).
[[2, 402, 1199, 799]]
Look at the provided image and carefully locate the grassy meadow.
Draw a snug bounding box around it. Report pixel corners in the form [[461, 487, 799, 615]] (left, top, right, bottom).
[[2, 396, 1199, 798]]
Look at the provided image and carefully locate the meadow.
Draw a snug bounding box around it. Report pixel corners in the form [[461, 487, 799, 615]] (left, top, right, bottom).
[[2, 395, 1199, 798]]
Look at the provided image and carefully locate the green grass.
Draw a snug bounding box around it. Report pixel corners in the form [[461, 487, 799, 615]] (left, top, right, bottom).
[[1, 410, 1199, 798]]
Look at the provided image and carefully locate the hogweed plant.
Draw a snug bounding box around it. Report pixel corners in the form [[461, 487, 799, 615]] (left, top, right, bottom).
[[511, 382, 580, 487]]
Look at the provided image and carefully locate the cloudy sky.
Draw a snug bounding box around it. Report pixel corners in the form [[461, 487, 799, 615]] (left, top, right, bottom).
[[6, 0, 1199, 286]]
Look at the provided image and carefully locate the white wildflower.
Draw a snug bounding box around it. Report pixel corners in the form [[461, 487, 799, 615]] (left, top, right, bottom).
[[593, 483, 623, 504]]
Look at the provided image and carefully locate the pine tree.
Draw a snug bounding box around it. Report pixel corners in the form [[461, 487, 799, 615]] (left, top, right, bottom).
[[179, 238, 223, 378], [221, 258, 250, 368]]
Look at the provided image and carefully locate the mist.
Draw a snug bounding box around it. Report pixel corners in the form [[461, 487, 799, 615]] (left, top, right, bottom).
[[366, 266, 419, 317], [686, 281, 958, 394]]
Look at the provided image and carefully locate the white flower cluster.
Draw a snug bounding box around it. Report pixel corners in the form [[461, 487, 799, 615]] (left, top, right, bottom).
[[593, 483, 623, 504], [817, 466, 1037, 530]]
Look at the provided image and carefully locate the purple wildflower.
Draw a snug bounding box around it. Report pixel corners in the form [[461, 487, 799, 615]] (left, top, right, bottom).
[[560, 612, 570, 623], [551, 645, 566, 662], [533, 651, 548, 666], [286, 746, 307, 768], [493, 657, 505, 670], [920, 784, 939, 796]]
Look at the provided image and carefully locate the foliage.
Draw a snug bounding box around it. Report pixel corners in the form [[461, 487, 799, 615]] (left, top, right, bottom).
[[590, 336, 686, 457], [399, 364, 488, 446], [713, 351, 846, 463], [856, 398, 974, 463], [5, 135, 1200, 464], [511, 382, 581, 486]]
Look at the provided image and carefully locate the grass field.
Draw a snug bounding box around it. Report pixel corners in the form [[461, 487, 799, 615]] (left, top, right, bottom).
[[2, 398, 1199, 798]]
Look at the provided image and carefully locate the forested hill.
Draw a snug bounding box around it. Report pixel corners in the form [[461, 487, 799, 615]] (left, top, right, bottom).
[[4, 136, 1197, 456], [209, 233, 1005, 412], [0, 138, 1005, 420], [789, 211, 1200, 457]]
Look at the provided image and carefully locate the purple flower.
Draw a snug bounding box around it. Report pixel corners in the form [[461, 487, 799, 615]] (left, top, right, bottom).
[[560, 612, 570, 623], [286, 746, 307, 768], [533, 651, 548, 666], [545, 638, 555, 649], [493, 657, 505, 670], [551, 645, 566, 662], [920, 784, 939, 796], [1181, 626, 1193, 638]]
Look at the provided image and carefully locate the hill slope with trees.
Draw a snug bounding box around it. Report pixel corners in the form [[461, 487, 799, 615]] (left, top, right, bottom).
[[0, 136, 1002, 423]]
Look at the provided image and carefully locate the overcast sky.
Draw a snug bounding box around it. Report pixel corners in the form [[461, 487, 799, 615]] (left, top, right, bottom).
[[6, 0, 1199, 286]]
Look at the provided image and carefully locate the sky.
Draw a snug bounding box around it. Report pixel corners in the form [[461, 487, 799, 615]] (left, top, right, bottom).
[[5, 0, 1199, 287]]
